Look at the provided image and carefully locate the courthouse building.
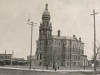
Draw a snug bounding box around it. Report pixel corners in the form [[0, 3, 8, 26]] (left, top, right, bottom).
[[35, 4, 88, 67]]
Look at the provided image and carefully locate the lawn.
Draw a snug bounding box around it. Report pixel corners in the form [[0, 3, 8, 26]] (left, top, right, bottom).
[[1, 65, 100, 75], [1, 65, 91, 69], [0, 69, 87, 75], [3, 65, 95, 70]]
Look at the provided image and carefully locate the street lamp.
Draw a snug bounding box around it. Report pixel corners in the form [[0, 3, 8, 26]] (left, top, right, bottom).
[[27, 14, 36, 70]]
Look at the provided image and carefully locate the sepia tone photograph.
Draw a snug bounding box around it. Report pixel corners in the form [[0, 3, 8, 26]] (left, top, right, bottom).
[[0, 0, 100, 75]]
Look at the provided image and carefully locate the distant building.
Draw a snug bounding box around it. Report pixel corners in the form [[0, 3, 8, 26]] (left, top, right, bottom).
[[12, 58, 25, 61], [27, 55, 36, 66], [35, 4, 88, 67], [81, 55, 88, 66], [0, 54, 12, 65], [27, 55, 36, 61], [12, 58, 27, 65]]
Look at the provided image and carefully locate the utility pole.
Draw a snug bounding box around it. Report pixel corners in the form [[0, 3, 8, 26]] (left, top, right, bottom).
[[27, 14, 36, 70], [11, 50, 14, 65], [70, 40, 72, 67], [4, 49, 6, 65], [91, 9, 99, 75]]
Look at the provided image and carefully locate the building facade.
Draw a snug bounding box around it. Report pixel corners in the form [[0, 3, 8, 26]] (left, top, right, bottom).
[[35, 4, 88, 67], [0, 54, 12, 65]]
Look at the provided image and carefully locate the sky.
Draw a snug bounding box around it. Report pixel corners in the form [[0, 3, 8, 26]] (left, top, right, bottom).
[[0, 0, 100, 59]]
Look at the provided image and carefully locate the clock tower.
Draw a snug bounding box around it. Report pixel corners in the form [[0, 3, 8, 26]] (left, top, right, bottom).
[[39, 4, 52, 39]]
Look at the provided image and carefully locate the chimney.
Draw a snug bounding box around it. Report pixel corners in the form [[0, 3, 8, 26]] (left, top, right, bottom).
[[58, 30, 60, 37], [79, 37, 81, 41], [73, 35, 75, 37]]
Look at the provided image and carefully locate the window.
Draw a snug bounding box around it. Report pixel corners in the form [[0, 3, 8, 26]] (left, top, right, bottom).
[[68, 42, 69, 47], [40, 54, 42, 60], [74, 55, 75, 60], [37, 55, 38, 61], [55, 41, 56, 45], [82, 50, 84, 54], [59, 42, 60, 45], [66, 48, 68, 52], [48, 41, 51, 45], [64, 42, 65, 45], [49, 41, 50, 45], [73, 46, 75, 52], [7, 56, 9, 59], [67, 62, 69, 66], [73, 62, 76, 66], [68, 48, 70, 52], [68, 55, 70, 60], [72, 42, 74, 47], [78, 56, 80, 60], [76, 55, 77, 60], [48, 54, 50, 59], [40, 41, 42, 45], [47, 22, 49, 26], [41, 31, 43, 37], [40, 48, 41, 51], [66, 41, 67, 45], [82, 44, 84, 49], [47, 31, 49, 37]]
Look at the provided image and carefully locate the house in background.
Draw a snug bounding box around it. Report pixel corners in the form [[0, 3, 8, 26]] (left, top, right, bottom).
[[0, 54, 12, 65]]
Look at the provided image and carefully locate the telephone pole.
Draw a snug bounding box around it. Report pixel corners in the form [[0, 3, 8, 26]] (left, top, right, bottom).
[[70, 40, 71, 67], [4, 49, 6, 64], [27, 14, 36, 70], [91, 9, 99, 75], [11, 50, 14, 65]]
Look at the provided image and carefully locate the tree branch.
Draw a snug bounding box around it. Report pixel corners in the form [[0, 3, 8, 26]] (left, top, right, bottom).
[[95, 46, 100, 57]]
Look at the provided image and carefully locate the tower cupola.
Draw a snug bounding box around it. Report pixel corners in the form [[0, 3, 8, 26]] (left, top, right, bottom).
[[42, 3, 50, 19], [39, 4, 52, 39]]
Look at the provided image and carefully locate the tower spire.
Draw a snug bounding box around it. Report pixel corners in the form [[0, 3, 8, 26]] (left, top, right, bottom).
[[45, 3, 48, 10]]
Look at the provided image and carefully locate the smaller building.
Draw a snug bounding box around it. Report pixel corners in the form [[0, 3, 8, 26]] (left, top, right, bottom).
[[0, 54, 12, 65], [27, 55, 36, 66], [27, 55, 35, 61], [12, 58, 27, 65], [80, 55, 88, 67]]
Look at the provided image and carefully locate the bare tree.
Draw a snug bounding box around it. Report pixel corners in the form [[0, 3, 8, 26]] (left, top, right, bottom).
[[91, 41, 100, 66], [95, 41, 100, 58], [51, 49, 61, 69]]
